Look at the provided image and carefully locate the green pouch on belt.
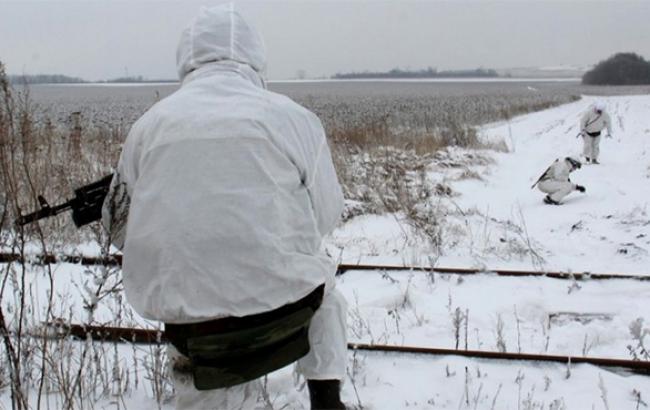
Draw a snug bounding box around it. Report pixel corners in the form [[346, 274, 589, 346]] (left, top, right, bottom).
[[187, 306, 314, 390], [166, 284, 324, 390]]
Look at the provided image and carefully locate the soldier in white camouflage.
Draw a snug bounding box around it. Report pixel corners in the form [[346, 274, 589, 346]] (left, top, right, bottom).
[[533, 157, 585, 205], [580, 103, 612, 164], [102, 5, 347, 409]]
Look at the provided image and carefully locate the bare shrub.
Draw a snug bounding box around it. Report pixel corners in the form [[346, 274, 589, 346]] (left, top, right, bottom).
[[0, 61, 132, 410], [628, 317, 650, 361]]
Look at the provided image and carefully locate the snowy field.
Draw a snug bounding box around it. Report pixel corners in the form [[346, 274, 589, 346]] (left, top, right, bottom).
[[2, 94, 650, 409], [331, 95, 650, 274], [326, 94, 650, 409], [28, 80, 649, 132]]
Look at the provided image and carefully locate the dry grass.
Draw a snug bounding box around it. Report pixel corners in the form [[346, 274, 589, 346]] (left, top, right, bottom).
[[1, 65, 138, 409], [0, 68, 124, 242], [329, 115, 481, 155]]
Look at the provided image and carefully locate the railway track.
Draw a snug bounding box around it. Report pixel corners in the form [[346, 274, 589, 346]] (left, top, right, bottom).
[[0, 252, 121, 266], [1, 252, 649, 281], [4, 252, 649, 374], [39, 323, 650, 376]]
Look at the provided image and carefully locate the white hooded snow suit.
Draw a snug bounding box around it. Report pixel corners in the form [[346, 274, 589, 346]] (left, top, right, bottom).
[[580, 105, 612, 162], [536, 158, 580, 203], [102, 5, 347, 408]]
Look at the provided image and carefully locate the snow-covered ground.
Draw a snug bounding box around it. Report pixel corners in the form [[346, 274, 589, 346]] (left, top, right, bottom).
[[326, 94, 650, 409], [2, 95, 650, 409], [331, 95, 650, 275]]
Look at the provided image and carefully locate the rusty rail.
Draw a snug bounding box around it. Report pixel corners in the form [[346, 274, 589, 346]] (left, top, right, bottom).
[[7, 253, 648, 374], [2, 252, 648, 281], [347, 344, 650, 375], [0, 252, 121, 266], [51, 323, 650, 375], [337, 263, 650, 280]]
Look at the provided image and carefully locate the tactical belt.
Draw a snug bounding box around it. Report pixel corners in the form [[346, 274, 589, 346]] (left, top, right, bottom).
[[587, 131, 601, 137], [165, 284, 325, 390]]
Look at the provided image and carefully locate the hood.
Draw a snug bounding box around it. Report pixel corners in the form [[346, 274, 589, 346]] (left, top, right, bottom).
[[176, 4, 266, 83], [565, 156, 582, 170]]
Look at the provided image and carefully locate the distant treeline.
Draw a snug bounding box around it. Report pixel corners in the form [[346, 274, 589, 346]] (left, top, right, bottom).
[[333, 67, 499, 79], [101, 76, 176, 84], [8, 74, 177, 84], [8, 74, 85, 84], [582, 53, 650, 85]]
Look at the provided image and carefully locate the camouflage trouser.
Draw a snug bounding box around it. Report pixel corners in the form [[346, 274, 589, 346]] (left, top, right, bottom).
[[582, 133, 601, 161], [538, 180, 575, 203], [168, 288, 348, 410]]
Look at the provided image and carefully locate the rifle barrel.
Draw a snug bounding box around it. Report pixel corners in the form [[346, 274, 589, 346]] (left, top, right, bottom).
[[16, 200, 74, 226]]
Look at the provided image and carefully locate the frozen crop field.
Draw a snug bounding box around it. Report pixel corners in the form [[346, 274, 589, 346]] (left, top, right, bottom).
[[25, 80, 650, 132], [1, 82, 650, 409]]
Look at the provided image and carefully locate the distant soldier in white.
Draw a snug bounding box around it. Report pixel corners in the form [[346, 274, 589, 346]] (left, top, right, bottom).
[[579, 103, 612, 164], [532, 157, 586, 205]]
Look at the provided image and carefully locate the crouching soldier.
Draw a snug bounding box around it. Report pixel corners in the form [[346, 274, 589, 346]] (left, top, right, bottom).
[[102, 5, 347, 410], [532, 157, 586, 205]]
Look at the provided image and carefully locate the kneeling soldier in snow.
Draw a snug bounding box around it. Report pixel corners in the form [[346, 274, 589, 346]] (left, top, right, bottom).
[[579, 103, 612, 164], [102, 5, 347, 410], [532, 157, 585, 205]]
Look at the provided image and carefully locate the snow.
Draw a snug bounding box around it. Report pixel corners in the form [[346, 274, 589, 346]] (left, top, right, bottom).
[[3, 95, 650, 409], [453, 95, 649, 274], [325, 94, 650, 409], [331, 95, 650, 275]]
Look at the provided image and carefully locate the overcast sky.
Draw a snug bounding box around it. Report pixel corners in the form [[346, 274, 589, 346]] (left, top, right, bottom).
[[1, 0, 649, 81]]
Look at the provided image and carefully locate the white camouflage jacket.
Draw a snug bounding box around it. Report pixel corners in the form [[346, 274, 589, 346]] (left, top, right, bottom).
[[581, 109, 612, 135], [539, 158, 575, 186], [102, 5, 344, 323]]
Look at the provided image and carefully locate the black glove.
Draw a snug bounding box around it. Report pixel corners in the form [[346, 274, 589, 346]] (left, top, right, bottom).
[[575, 185, 586, 193]]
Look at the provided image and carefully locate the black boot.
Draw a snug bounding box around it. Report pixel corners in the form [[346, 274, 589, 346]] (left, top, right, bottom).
[[543, 195, 559, 205], [308, 379, 346, 410]]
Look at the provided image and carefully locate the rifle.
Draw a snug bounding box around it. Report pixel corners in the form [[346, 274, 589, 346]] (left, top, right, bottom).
[[530, 165, 552, 189], [16, 174, 113, 227]]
